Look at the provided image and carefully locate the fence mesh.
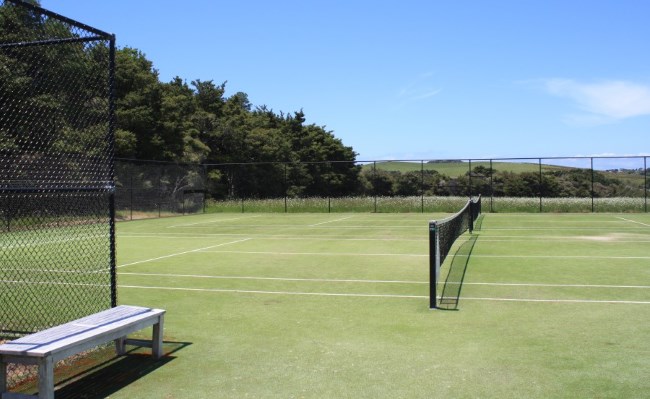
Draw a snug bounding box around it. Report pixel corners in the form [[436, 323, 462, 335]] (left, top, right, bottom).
[[1, 0, 116, 388]]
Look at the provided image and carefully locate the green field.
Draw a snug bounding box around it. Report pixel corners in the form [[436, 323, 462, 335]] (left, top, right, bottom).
[[367, 160, 569, 175], [10, 212, 650, 398]]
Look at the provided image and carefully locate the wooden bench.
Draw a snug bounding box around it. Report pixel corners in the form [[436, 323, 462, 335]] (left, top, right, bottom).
[[0, 305, 165, 399]]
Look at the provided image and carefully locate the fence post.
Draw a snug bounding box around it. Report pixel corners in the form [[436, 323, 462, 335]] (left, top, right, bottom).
[[421, 160, 424, 213], [489, 159, 493, 213], [645, 156, 648, 213], [203, 164, 207, 214], [129, 172, 133, 220], [468, 159, 472, 198], [539, 158, 543, 213], [373, 161, 377, 213], [591, 157, 595, 213]]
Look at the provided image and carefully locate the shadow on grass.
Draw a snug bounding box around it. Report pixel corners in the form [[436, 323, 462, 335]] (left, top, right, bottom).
[[13, 341, 191, 399], [437, 233, 479, 311]]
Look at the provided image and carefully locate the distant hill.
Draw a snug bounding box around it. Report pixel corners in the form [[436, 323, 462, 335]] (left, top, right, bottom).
[[361, 161, 570, 177]]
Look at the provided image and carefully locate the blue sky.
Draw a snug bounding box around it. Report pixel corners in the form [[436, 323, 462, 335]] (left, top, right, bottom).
[[41, 0, 650, 162]]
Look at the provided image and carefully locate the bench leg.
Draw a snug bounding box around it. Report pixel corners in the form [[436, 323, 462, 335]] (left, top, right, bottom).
[[1, 359, 6, 395], [152, 314, 164, 359], [38, 356, 54, 399], [115, 337, 126, 356]]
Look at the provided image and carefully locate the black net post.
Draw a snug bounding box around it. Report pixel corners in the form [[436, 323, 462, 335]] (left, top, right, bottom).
[[429, 221, 439, 309]]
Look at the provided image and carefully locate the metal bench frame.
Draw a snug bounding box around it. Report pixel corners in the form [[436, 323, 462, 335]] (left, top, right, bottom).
[[0, 305, 165, 399]]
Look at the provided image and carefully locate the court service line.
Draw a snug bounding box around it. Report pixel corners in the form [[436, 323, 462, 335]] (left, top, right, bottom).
[[120, 272, 650, 289], [617, 217, 650, 228], [120, 272, 425, 284], [119, 234, 426, 242], [199, 250, 649, 260], [200, 250, 427, 257], [168, 215, 262, 228], [119, 285, 650, 304], [117, 238, 252, 268], [309, 216, 354, 226], [459, 297, 650, 305], [119, 285, 425, 299], [458, 254, 650, 260]]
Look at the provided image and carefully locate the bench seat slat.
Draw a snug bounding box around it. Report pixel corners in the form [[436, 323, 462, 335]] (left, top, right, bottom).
[[1, 305, 165, 399], [0, 306, 164, 362]]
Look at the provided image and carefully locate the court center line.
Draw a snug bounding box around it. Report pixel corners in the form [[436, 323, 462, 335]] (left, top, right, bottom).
[[119, 285, 650, 304], [117, 238, 252, 268], [309, 216, 354, 226]]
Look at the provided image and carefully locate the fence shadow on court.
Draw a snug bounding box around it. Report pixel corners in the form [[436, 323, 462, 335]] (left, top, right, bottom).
[[438, 218, 482, 310]]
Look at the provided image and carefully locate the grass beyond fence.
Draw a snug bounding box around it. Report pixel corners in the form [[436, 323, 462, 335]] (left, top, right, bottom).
[[205, 196, 648, 214], [7, 212, 650, 398]]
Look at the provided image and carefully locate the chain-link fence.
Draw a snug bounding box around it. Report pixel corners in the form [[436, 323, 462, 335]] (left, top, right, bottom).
[[1, 0, 116, 388], [111, 156, 648, 215], [115, 159, 205, 220]]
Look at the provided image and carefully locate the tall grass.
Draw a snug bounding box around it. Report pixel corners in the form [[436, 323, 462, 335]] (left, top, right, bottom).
[[205, 196, 648, 213]]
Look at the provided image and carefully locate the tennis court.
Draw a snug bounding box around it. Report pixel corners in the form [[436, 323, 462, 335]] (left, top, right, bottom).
[[110, 212, 649, 398]]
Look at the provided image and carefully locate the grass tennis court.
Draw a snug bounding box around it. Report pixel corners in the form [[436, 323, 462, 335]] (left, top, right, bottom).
[[98, 213, 650, 397]]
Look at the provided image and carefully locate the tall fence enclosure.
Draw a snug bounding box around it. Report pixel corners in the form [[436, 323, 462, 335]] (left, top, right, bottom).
[[0, 0, 117, 343]]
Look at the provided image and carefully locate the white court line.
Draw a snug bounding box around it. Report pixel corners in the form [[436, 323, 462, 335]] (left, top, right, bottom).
[[2, 280, 109, 288], [459, 254, 650, 260], [459, 297, 650, 305], [179, 224, 421, 229], [198, 250, 650, 260], [120, 234, 426, 242], [309, 216, 354, 226], [445, 281, 650, 289], [120, 272, 425, 284], [487, 227, 645, 231], [617, 217, 650, 228], [1, 235, 98, 250], [117, 238, 251, 268], [119, 285, 650, 304], [168, 215, 262, 228], [201, 250, 427, 257], [120, 272, 650, 289], [119, 285, 424, 299]]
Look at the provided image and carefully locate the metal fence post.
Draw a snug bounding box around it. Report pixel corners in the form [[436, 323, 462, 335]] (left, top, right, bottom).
[[489, 159, 493, 213], [421, 160, 424, 213], [373, 161, 377, 213], [539, 158, 543, 213], [591, 157, 595, 213], [468, 159, 472, 198]]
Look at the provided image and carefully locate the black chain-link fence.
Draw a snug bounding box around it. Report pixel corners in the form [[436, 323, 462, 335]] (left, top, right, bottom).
[[111, 156, 648, 216], [1, 0, 116, 388], [115, 159, 206, 220]]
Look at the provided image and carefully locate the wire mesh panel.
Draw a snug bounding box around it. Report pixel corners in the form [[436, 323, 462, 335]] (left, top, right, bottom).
[[114, 159, 206, 219], [0, 0, 116, 342]]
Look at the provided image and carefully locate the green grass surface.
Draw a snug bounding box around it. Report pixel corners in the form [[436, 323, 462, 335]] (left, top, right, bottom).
[[12, 212, 650, 398]]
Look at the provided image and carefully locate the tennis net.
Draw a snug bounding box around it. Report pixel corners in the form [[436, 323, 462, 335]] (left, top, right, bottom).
[[429, 195, 481, 309]]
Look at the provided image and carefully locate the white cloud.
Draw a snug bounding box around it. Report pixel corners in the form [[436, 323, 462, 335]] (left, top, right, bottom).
[[397, 72, 441, 102], [543, 79, 650, 124]]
